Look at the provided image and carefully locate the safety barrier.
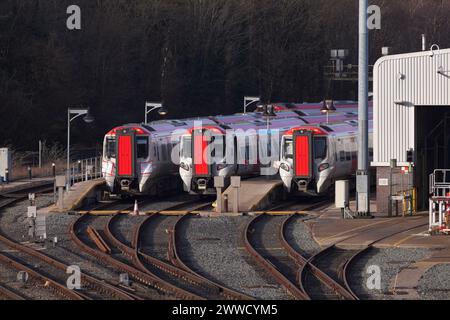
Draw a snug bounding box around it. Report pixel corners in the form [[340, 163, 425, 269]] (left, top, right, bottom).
[[429, 169, 450, 234], [68, 156, 102, 186]]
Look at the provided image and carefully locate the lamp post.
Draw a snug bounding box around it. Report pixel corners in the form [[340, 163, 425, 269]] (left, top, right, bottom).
[[243, 96, 260, 114], [357, 0, 370, 216], [67, 107, 94, 190], [320, 100, 337, 124], [145, 102, 168, 123], [262, 104, 277, 132]]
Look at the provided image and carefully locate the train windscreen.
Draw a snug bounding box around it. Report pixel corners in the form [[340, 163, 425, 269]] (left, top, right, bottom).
[[182, 136, 192, 158], [314, 137, 327, 159], [105, 137, 116, 158], [283, 138, 293, 159]]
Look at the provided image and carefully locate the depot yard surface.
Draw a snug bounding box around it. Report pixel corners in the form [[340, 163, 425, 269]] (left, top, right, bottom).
[[1, 183, 450, 300]]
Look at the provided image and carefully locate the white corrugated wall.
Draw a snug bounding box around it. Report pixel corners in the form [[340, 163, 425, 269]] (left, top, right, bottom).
[[373, 48, 450, 166]]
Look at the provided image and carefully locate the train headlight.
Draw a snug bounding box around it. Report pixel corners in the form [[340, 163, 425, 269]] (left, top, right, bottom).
[[280, 163, 290, 172], [318, 163, 330, 172], [180, 162, 190, 171]]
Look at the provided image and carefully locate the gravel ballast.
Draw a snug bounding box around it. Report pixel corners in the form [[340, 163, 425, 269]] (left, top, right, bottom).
[[176, 215, 294, 300], [347, 247, 431, 300], [284, 215, 321, 258], [418, 264, 450, 300]]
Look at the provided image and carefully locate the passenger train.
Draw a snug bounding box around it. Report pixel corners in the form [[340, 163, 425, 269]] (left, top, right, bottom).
[[101, 100, 368, 197], [276, 121, 373, 195], [102, 118, 218, 195], [178, 111, 362, 194], [101, 111, 304, 196]]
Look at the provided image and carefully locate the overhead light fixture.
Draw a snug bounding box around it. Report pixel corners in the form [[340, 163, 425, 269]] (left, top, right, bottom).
[[158, 107, 168, 116], [83, 109, 95, 123], [255, 103, 265, 113], [262, 105, 276, 117], [326, 100, 336, 113], [321, 101, 328, 114]]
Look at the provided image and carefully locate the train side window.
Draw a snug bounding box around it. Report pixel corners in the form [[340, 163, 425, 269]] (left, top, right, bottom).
[[345, 151, 351, 161], [339, 150, 346, 162], [182, 136, 192, 158], [106, 137, 116, 158], [167, 143, 173, 159], [161, 144, 167, 161], [136, 137, 149, 159]]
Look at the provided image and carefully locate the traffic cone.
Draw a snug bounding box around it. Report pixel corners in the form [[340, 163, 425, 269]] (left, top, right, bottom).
[[131, 200, 140, 216]]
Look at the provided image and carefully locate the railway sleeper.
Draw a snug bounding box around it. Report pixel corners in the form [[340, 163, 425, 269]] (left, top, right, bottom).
[[72, 221, 203, 300]]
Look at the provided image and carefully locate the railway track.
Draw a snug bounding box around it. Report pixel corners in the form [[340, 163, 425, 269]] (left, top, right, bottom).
[[0, 284, 26, 300], [71, 198, 231, 300], [294, 217, 429, 300], [169, 212, 254, 300], [244, 214, 308, 300], [281, 214, 356, 300], [243, 200, 339, 300], [0, 185, 139, 300], [299, 245, 359, 299], [0, 183, 54, 209], [103, 199, 253, 300], [341, 221, 429, 299]]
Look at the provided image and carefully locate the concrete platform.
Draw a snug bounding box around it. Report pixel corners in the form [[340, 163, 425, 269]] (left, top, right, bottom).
[[47, 178, 105, 213], [310, 200, 450, 250], [0, 177, 54, 194], [221, 177, 283, 212]]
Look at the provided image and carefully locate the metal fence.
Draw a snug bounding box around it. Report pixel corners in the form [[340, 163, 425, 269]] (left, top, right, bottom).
[[429, 169, 450, 199], [68, 156, 103, 186]]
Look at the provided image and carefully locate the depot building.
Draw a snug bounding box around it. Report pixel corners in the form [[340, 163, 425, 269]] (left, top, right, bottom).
[[372, 47, 450, 213]]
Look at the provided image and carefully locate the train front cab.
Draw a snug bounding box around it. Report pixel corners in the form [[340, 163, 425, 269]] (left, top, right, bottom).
[[179, 126, 228, 194], [279, 127, 332, 195], [103, 126, 151, 195]]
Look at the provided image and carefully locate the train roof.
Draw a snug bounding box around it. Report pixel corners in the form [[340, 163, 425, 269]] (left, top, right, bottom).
[[285, 120, 373, 136], [211, 113, 259, 124]]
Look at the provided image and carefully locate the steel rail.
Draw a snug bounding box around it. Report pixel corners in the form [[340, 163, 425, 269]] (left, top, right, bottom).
[[70, 213, 204, 300], [0, 284, 26, 300], [281, 215, 356, 300], [167, 208, 254, 300], [104, 201, 230, 299], [105, 199, 252, 300], [0, 185, 55, 210], [242, 199, 333, 300], [0, 192, 138, 301], [341, 222, 429, 299], [243, 214, 309, 300], [0, 231, 138, 300], [0, 252, 86, 300]]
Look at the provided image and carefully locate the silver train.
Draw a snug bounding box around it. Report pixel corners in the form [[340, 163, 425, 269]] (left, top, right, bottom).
[[178, 110, 364, 194], [276, 121, 373, 195], [102, 100, 369, 197]]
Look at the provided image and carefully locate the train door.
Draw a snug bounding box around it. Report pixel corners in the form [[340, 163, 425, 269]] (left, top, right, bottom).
[[179, 134, 193, 191], [280, 136, 294, 190], [116, 129, 136, 178]]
